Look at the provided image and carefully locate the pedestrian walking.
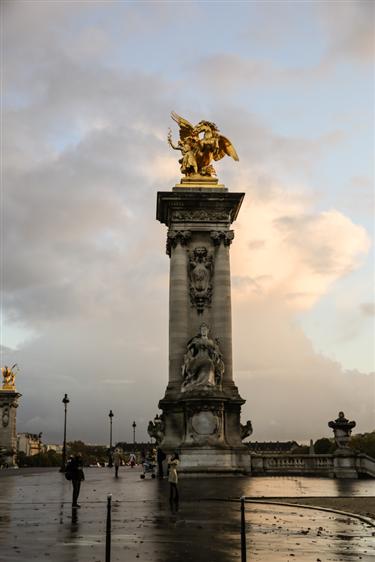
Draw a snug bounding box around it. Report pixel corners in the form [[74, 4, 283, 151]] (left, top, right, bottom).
[[65, 453, 85, 508], [113, 448, 123, 478], [168, 452, 179, 504], [129, 452, 136, 468]]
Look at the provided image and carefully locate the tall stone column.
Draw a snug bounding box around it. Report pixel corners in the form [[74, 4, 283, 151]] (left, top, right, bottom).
[[211, 230, 234, 385], [167, 230, 191, 393], [155, 178, 249, 473], [0, 390, 22, 467]]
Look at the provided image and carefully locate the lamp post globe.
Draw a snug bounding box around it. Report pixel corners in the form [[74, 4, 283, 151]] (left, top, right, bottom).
[[108, 410, 114, 468], [60, 393, 70, 473], [132, 421, 136, 446]]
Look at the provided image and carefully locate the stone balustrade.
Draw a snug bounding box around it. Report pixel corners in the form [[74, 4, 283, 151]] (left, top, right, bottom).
[[250, 452, 375, 479], [251, 454, 334, 476]]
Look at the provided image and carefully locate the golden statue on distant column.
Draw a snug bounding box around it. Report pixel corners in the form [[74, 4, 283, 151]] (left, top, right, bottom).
[[168, 111, 239, 177], [1, 364, 18, 390]]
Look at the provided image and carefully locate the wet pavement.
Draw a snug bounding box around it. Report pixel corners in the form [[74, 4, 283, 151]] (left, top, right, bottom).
[[0, 467, 374, 561]]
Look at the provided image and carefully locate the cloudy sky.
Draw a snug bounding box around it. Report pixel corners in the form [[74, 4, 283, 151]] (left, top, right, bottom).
[[2, 0, 374, 445]]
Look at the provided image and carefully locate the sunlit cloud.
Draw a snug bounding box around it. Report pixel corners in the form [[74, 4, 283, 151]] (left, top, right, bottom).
[[2, 1, 373, 443]]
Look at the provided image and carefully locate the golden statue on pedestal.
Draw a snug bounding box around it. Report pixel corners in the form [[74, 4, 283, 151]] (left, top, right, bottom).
[[1, 364, 18, 390], [168, 111, 239, 178]]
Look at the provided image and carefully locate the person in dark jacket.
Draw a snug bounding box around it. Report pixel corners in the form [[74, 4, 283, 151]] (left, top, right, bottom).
[[157, 447, 166, 479], [66, 454, 85, 508]]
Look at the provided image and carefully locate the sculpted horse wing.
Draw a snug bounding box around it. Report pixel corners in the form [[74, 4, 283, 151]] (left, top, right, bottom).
[[170, 111, 195, 140], [215, 135, 239, 162]]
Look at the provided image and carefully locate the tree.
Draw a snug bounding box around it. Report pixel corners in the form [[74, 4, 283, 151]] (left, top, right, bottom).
[[349, 432, 375, 458], [16, 450, 62, 467], [314, 438, 335, 454]]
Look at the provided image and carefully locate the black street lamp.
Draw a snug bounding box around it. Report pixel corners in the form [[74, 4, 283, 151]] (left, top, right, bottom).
[[60, 393, 69, 472], [108, 410, 114, 468], [132, 420, 136, 446]]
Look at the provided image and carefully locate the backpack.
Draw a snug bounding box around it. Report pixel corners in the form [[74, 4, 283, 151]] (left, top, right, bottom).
[[65, 461, 73, 480]]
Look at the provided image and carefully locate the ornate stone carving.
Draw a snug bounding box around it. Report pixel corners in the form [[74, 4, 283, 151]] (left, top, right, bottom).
[[328, 411, 356, 449], [2, 406, 9, 427], [181, 323, 224, 392], [147, 414, 165, 445], [172, 209, 230, 222], [189, 247, 213, 313], [240, 420, 253, 441], [185, 402, 224, 442], [191, 411, 217, 435], [210, 230, 234, 246], [168, 111, 239, 177], [166, 229, 191, 256]]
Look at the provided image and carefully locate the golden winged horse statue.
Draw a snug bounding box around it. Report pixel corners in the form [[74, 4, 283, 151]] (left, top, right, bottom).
[[168, 111, 239, 177]]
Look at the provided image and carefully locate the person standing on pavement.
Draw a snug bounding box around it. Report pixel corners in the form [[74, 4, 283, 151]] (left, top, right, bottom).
[[66, 453, 85, 508], [113, 448, 123, 478], [168, 452, 180, 504]]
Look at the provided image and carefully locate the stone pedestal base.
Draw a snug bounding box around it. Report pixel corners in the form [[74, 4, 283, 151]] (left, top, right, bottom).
[[333, 449, 359, 479], [159, 389, 249, 474], [178, 447, 250, 475]]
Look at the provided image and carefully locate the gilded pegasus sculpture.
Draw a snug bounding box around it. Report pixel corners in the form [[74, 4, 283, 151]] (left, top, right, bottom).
[[168, 111, 239, 177]]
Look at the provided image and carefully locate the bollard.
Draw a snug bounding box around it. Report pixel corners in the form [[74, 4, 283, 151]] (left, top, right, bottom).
[[240, 496, 247, 562], [105, 494, 112, 562]]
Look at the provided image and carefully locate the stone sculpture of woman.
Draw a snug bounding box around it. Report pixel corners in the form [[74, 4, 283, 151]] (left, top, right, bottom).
[[181, 324, 224, 392]]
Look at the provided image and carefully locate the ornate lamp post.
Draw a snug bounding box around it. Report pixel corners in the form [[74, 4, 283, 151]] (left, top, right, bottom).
[[132, 420, 136, 446], [108, 410, 114, 468], [60, 393, 69, 472]]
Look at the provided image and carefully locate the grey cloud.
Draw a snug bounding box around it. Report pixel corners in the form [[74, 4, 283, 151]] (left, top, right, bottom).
[[360, 303, 375, 316], [233, 299, 375, 440], [318, 0, 374, 64]]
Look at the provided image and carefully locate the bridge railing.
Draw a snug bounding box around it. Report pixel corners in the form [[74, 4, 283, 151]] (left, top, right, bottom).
[[355, 453, 375, 477], [251, 453, 334, 476]]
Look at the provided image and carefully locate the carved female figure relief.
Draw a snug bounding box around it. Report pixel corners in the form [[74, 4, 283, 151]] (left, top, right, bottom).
[[189, 247, 213, 313]]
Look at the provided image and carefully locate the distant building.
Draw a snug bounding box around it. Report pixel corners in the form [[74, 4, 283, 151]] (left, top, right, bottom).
[[45, 443, 63, 454], [247, 441, 299, 454], [17, 432, 43, 456]]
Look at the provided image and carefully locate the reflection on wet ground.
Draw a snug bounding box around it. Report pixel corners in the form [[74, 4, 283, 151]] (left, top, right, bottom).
[[0, 468, 374, 561]]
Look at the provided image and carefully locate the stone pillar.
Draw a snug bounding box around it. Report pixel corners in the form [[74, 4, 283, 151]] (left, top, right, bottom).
[[0, 390, 22, 467], [155, 180, 250, 473], [167, 230, 190, 393], [211, 230, 234, 385]]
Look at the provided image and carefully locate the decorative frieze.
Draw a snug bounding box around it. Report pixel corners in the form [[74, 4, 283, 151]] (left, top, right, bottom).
[[172, 209, 230, 222], [210, 230, 234, 246]]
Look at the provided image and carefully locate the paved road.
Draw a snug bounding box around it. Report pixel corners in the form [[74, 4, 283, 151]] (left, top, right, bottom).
[[0, 467, 373, 562]]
